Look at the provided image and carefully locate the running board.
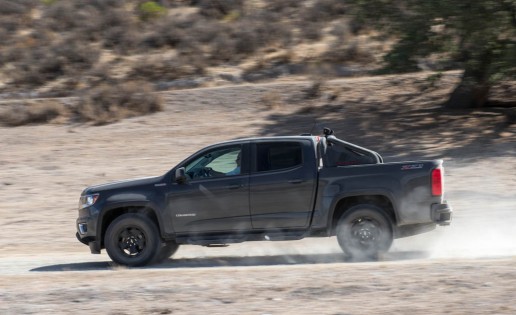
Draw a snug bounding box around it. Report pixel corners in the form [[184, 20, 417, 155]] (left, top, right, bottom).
[[175, 229, 308, 245]]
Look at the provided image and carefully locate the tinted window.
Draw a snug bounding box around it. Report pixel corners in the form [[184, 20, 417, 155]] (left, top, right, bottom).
[[324, 143, 375, 167], [184, 145, 242, 179], [256, 142, 302, 172]]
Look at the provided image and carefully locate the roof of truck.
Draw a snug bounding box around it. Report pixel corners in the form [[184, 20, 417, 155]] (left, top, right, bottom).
[[206, 135, 321, 146]]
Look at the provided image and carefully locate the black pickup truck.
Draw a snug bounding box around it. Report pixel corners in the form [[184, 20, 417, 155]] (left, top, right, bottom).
[[76, 129, 452, 266]]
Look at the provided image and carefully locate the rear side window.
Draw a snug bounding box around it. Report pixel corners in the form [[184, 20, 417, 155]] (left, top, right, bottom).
[[324, 143, 376, 167], [256, 142, 302, 172]]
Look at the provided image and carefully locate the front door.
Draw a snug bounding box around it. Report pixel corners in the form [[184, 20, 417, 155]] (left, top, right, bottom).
[[166, 143, 251, 233]]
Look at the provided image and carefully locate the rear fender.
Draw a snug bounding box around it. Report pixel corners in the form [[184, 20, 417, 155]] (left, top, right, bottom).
[[327, 191, 398, 234]]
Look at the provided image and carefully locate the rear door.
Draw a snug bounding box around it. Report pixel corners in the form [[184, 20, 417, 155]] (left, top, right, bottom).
[[249, 139, 318, 229]]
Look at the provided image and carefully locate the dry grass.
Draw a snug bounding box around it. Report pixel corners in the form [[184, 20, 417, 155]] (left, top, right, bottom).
[[73, 81, 163, 125], [260, 91, 283, 110], [0, 100, 65, 127]]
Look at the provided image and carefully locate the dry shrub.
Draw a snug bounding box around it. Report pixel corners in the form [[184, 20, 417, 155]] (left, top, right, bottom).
[[323, 40, 375, 64], [74, 81, 163, 125], [100, 9, 137, 50], [207, 18, 291, 63], [241, 51, 294, 82], [189, 18, 224, 44], [264, 0, 303, 13], [0, 15, 22, 34], [303, 79, 325, 99], [12, 39, 100, 87], [300, 0, 347, 23], [103, 25, 141, 53], [141, 27, 183, 49], [0, 100, 65, 127], [0, 0, 35, 15], [0, 27, 8, 47], [42, 1, 97, 33], [261, 92, 282, 110], [301, 22, 323, 41], [140, 17, 190, 49], [41, 0, 131, 42], [234, 18, 290, 52], [194, 0, 243, 19], [130, 55, 205, 82]]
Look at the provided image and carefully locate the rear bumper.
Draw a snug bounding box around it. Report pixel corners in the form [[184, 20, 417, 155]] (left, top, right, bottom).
[[431, 202, 452, 225]]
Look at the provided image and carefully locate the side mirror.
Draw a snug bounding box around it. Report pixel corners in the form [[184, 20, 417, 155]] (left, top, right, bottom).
[[175, 167, 187, 184]]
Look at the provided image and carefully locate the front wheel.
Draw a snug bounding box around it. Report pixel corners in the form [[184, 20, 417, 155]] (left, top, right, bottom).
[[336, 205, 393, 260], [105, 213, 161, 267], [154, 241, 180, 264]]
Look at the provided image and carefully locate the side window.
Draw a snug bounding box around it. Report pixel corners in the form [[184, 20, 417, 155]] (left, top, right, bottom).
[[184, 145, 242, 179], [256, 142, 302, 172], [324, 143, 375, 167], [206, 149, 240, 174]]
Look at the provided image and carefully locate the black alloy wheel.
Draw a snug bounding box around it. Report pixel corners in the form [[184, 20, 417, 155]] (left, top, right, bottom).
[[154, 241, 180, 264], [336, 204, 393, 260], [105, 213, 161, 267]]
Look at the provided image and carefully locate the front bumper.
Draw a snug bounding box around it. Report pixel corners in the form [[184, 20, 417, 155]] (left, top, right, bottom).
[[76, 207, 101, 253], [431, 202, 452, 225]]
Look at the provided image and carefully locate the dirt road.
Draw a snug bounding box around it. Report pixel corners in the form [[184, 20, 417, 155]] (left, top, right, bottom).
[[1, 74, 515, 314]]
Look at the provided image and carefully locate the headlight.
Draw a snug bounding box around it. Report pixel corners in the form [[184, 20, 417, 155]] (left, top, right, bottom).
[[79, 193, 99, 209]]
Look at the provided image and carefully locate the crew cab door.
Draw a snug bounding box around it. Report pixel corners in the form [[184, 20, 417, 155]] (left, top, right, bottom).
[[249, 140, 318, 229], [166, 143, 251, 233]]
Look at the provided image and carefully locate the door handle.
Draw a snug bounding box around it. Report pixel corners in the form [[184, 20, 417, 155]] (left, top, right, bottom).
[[227, 184, 244, 189], [288, 179, 303, 184]]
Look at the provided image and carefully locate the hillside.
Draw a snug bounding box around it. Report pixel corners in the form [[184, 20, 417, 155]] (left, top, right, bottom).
[[2, 1, 515, 126], [0, 0, 384, 97]]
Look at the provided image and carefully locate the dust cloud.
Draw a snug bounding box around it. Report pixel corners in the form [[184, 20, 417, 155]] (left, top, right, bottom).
[[395, 157, 516, 259], [393, 216, 516, 260]]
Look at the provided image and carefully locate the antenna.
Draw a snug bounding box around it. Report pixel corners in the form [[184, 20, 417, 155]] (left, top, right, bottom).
[[309, 120, 318, 135]]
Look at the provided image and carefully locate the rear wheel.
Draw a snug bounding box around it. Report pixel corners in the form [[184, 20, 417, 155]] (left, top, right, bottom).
[[105, 213, 161, 267], [336, 204, 393, 260]]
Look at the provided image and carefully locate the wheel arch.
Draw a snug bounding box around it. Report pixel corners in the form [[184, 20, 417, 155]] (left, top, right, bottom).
[[98, 202, 163, 248], [329, 194, 397, 236]]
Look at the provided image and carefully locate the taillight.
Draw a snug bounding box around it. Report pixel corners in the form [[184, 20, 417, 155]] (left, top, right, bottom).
[[431, 168, 443, 196]]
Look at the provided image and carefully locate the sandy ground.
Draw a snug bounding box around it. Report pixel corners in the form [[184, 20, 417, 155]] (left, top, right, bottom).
[[1, 73, 515, 314]]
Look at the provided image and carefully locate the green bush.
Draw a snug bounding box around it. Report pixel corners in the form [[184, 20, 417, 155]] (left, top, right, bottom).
[[138, 1, 166, 21]]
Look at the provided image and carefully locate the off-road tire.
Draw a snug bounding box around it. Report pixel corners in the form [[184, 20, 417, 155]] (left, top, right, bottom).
[[336, 204, 393, 260], [154, 241, 180, 264], [105, 213, 161, 267]]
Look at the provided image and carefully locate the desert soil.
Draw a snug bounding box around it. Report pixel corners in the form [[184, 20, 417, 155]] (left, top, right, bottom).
[[1, 72, 515, 314]]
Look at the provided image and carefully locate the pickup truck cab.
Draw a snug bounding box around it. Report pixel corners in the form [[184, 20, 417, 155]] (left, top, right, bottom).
[[76, 128, 452, 266]]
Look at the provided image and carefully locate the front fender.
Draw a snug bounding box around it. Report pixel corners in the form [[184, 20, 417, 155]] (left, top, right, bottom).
[[97, 198, 169, 243]]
